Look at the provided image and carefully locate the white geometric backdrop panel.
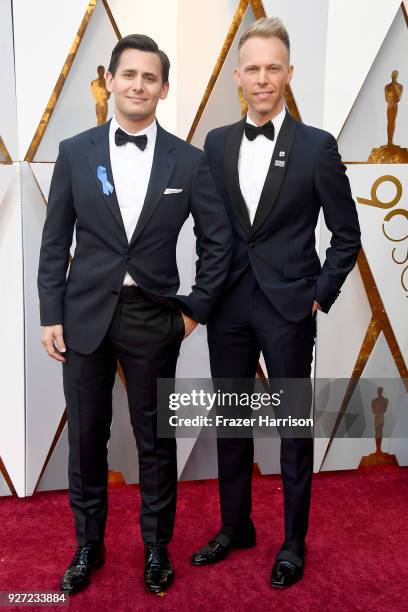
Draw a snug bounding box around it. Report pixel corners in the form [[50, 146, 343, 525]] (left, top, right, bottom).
[[1, 0, 407, 496]]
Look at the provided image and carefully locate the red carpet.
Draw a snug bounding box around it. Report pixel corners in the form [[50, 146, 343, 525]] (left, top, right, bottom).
[[1, 466, 407, 611]]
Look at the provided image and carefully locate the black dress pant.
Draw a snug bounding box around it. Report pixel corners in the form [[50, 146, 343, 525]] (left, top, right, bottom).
[[62, 286, 185, 546], [207, 268, 316, 543]]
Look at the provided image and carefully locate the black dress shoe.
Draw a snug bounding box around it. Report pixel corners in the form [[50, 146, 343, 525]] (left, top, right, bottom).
[[60, 542, 105, 594], [270, 543, 304, 588], [271, 559, 303, 588], [144, 545, 174, 594], [191, 523, 256, 566]]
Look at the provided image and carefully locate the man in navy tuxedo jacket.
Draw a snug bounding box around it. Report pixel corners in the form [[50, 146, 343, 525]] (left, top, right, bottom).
[[37, 34, 232, 595], [191, 18, 361, 588]]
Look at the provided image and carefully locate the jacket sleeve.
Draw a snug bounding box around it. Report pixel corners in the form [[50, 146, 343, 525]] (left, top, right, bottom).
[[37, 141, 76, 326], [314, 133, 361, 312], [184, 150, 233, 324]]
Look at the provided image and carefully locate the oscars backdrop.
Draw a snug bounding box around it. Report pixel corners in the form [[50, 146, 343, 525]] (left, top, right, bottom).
[[1, 0, 407, 497]]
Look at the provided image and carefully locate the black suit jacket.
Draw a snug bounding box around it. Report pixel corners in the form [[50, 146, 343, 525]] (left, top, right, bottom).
[[37, 120, 232, 354], [204, 111, 361, 322]]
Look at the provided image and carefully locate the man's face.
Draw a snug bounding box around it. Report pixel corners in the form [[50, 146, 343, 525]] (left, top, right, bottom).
[[234, 36, 293, 122], [105, 48, 168, 123]]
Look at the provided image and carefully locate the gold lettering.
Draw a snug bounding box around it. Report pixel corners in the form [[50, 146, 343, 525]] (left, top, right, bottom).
[[357, 175, 402, 209], [401, 265, 408, 292], [391, 248, 408, 264], [382, 208, 408, 242]]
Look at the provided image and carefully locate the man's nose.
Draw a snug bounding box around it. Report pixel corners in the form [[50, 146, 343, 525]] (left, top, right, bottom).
[[131, 77, 144, 91], [257, 68, 268, 85]]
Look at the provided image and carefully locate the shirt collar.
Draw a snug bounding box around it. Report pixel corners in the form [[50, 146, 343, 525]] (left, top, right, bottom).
[[110, 114, 157, 149], [246, 106, 286, 139]]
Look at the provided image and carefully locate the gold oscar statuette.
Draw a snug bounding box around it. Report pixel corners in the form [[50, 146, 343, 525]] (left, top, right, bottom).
[[108, 469, 125, 484], [368, 70, 408, 163], [359, 387, 398, 467], [91, 65, 110, 126]]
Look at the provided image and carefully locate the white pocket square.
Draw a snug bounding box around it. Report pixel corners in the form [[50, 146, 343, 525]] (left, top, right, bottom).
[[164, 188, 183, 194]]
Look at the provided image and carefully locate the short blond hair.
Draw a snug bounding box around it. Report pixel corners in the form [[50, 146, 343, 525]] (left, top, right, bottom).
[[238, 17, 290, 57]]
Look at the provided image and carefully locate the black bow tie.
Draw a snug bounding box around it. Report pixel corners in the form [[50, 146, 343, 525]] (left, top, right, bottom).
[[244, 121, 275, 141], [115, 127, 148, 151]]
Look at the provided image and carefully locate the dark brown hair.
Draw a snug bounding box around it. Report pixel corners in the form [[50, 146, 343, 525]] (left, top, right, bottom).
[[108, 34, 170, 82]]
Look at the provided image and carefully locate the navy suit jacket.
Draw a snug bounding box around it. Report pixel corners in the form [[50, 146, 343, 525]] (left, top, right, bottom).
[[37, 119, 232, 354], [204, 111, 361, 322]]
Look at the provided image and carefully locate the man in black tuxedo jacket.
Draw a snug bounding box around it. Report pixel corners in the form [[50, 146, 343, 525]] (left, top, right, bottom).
[[37, 34, 232, 595], [191, 18, 361, 587]]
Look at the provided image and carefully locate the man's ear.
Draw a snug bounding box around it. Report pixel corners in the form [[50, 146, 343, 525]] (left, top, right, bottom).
[[233, 67, 241, 88], [287, 64, 294, 85], [105, 71, 114, 93], [160, 81, 170, 100]]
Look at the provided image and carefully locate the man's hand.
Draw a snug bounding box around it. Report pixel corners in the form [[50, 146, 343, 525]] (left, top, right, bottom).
[[312, 301, 322, 315], [180, 311, 198, 339], [41, 324, 67, 363]]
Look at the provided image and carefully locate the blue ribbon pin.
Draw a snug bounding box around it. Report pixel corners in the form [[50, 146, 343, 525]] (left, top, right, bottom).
[[97, 165, 114, 195]]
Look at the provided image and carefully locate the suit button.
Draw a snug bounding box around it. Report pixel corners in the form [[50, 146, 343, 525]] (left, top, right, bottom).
[[124, 254, 130, 262], [112, 290, 119, 295], [248, 241, 255, 249]]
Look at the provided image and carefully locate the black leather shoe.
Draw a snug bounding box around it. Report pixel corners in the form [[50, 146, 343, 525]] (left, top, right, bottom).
[[271, 559, 303, 588], [270, 542, 304, 588], [144, 545, 174, 594], [60, 542, 105, 594], [191, 523, 256, 566]]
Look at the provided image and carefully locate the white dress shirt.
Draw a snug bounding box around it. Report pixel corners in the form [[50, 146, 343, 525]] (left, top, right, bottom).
[[109, 115, 157, 286], [238, 106, 286, 224]]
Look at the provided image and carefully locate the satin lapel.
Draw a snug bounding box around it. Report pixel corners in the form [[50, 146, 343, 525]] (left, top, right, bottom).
[[86, 119, 127, 240], [250, 112, 298, 237], [129, 124, 176, 246], [224, 117, 251, 234]]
